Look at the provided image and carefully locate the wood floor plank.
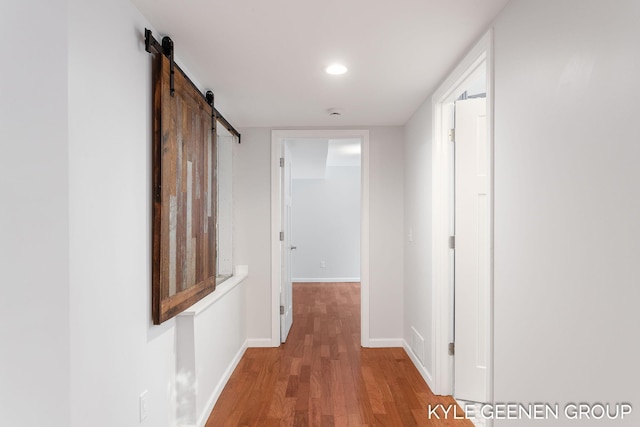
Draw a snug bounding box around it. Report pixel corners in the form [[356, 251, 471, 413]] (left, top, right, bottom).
[[206, 283, 473, 427]]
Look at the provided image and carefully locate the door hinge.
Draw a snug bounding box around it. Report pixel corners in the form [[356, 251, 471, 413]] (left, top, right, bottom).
[[449, 128, 455, 142], [280, 157, 285, 167], [280, 305, 285, 315], [449, 235, 455, 249], [448, 342, 455, 356], [279, 231, 285, 241]]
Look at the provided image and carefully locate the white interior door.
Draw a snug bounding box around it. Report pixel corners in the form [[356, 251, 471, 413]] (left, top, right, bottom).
[[280, 144, 294, 342], [454, 97, 489, 403]]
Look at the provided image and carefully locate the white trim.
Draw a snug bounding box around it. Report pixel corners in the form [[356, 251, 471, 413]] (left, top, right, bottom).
[[403, 339, 435, 391], [270, 133, 282, 347], [367, 338, 404, 348], [292, 277, 361, 283], [271, 130, 371, 348], [245, 338, 274, 348], [487, 27, 496, 417], [195, 341, 248, 427], [431, 29, 494, 398], [360, 136, 370, 347]]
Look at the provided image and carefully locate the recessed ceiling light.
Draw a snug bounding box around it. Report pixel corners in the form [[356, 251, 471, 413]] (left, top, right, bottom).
[[325, 64, 348, 75]]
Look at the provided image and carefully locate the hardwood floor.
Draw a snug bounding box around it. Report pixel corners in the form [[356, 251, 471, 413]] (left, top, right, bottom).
[[206, 282, 472, 426]]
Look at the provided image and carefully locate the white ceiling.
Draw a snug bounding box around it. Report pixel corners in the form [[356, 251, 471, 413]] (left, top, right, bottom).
[[130, 0, 510, 127], [287, 138, 361, 179]]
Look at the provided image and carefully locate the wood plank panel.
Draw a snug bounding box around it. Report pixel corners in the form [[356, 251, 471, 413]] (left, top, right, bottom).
[[152, 54, 216, 324]]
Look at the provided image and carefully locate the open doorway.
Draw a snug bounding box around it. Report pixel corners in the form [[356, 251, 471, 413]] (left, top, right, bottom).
[[288, 138, 362, 283], [271, 130, 370, 347], [282, 138, 362, 342]]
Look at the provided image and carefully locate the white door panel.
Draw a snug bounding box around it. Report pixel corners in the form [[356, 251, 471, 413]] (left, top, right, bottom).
[[281, 144, 293, 342], [455, 97, 489, 403]]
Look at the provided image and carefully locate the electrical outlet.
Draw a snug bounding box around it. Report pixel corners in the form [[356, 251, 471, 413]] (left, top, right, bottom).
[[139, 390, 148, 422], [320, 260, 326, 268]]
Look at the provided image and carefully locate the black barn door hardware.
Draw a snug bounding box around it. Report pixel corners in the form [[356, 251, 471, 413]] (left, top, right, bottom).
[[144, 29, 241, 142], [145, 29, 175, 96]]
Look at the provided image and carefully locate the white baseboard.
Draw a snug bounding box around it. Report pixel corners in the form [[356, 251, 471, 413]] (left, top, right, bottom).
[[196, 341, 248, 427], [292, 277, 361, 283], [366, 338, 404, 348], [246, 338, 275, 348], [403, 339, 435, 391]]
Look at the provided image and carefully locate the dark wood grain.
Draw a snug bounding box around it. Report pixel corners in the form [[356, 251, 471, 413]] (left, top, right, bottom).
[[206, 283, 474, 426], [152, 54, 217, 324]]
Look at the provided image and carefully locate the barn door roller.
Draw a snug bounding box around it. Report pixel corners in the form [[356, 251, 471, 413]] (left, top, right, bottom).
[[145, 29, 175, 96]]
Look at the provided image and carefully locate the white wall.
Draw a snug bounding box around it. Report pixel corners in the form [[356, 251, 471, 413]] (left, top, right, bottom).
[[174, 275, 247, 426], [192, 284, 246, 423], [368, 127, 405, 342], [492, 0, 640, 424], [68, 2, 174, 425], [239, 127, 404, 344], [217, 134, 234, 276], [403, 0, 640, 423], [0, 1, 70, 426], [233, 128, 274, 345], [403, 99, 434, 377], [292, 166, 361, 281], [67, 1, 247, 426]]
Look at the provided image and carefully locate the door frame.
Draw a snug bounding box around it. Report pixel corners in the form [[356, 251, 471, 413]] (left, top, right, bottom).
[[270, 129, 370, 347], [431, 29, 494, 402]]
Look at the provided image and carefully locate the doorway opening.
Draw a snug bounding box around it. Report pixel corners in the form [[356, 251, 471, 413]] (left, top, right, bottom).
[[432, 30, 494, 420], [271, 130, 370, 347], [288, 138, 362, 283]]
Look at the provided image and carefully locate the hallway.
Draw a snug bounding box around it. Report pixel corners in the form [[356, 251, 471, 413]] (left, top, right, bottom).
[[207, 283, 471, 426]]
